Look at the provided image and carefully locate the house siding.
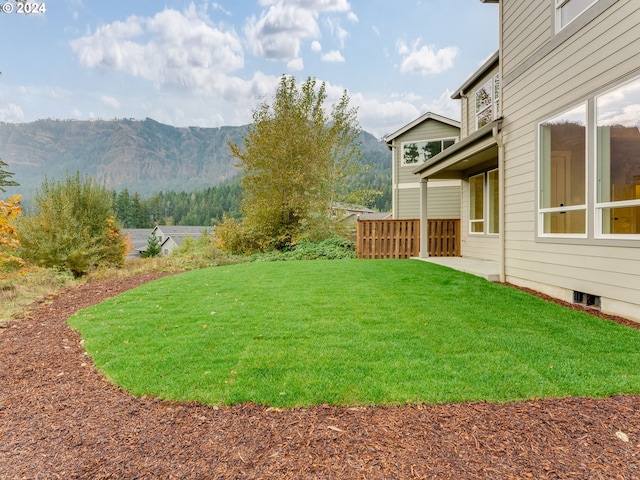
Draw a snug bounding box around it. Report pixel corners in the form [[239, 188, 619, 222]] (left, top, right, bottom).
[[396, 183, 461, 220], [501, 0, 640, 320], [460, 180, 501, 262], [462, 65, 500, 138], [391, 118, 460, 218]]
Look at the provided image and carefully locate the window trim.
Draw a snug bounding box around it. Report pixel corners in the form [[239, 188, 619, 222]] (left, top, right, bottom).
[[594, 76, 640, 239], [400, 137, 458, 167], [537, 102, 589, 239], [536, 74, 640, 243], [469, 169, 500, 236], [555, 0, 599, 32], [474, 73, 501, 130]]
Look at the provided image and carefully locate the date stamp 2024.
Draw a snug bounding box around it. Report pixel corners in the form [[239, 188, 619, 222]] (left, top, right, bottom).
[[1, 2, 46, 14]]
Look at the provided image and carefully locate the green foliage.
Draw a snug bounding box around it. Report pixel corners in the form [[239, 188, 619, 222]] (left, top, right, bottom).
[[18, 173, 128, 276], [112, 180, 242, 228], [229, 75, 365, 251], [170, 230, 246, 270], [70, 260, 640, 407], [0, 159, 19, 193], [140, 231, 161, 258], [252, 237, 355, 262]]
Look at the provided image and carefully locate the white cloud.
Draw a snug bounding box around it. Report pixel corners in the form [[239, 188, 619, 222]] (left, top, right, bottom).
[[101, 95, 121, 109], [311, 40, 322, 52], [287, 57, 305, 70], [70, 4, 244, 90], [246, 0, 355, 61], [397, 39, 458, 76], [419, 89, 461, 122], [0, 103, 25, 122], [321, 50, 345, 62]]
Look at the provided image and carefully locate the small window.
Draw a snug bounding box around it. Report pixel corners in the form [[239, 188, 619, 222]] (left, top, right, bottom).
[[469, 174, 485, 234], [475, 74, 500, 130], [401, 138, 457, 166], [555, 0, 598, 31], [469, 169, 499, 235]]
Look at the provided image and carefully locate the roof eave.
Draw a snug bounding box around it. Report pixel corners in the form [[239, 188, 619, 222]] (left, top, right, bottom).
[[412, 119, 501, 175], [384, 112, 461, 147], [451, 51, 500, 100]]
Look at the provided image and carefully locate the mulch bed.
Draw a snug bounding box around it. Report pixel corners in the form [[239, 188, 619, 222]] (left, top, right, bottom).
[[1, 273, 640, 479]]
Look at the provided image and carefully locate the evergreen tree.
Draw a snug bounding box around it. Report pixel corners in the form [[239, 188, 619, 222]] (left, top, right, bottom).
[[140, 231, 162, 258], [0, 159, 19, 193]]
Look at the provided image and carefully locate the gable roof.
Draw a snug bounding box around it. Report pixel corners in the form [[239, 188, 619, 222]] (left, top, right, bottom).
[[383, 112, 461, 146], [452, 51, 499, 99]]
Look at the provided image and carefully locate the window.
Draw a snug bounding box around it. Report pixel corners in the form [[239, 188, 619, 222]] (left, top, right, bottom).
[[469, 169, 499, 235], [538, 104, 587, 236], [401, 138, 456, 165], [475, 74, 500, 129], [555, 0, 598, 31], [538, 74, 640, 239], [596, 77, 640, 237]]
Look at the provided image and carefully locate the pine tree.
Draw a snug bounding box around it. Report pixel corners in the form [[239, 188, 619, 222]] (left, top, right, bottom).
[[141, 231, 162, 258]]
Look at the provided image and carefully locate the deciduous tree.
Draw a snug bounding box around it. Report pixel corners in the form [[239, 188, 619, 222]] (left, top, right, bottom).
[[18, 173, 128, 276], [225, 75, 363, 251], [0, 194, 23, 270]]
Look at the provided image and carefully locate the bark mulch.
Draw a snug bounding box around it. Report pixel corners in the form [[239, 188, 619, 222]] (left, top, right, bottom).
[[1, 273, 640, 479]]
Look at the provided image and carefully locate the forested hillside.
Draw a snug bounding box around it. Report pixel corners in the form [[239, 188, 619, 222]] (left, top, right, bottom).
[[0, 118, 391, 222]]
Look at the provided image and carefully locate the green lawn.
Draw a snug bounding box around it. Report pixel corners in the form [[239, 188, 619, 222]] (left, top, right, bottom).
[[68, 259, 640, 407]]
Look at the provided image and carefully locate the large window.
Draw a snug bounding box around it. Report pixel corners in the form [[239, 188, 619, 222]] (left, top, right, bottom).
[[596, 77, 640, 237], [555, 0, 598, 31], [538, 74, 640, 239], [469, 169, 499, 235], [538, 104, 587, 236], [402, 138, 456, 165], [475, 74, 500, 130]]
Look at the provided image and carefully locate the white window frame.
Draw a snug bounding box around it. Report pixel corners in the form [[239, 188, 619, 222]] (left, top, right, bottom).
[[475, 73, 501, 130], [537, 75, 640, 241], [594, 76, 640, 239], [537, 103, 588, 239], [469, 169, 499, 236], [555, 0, 598, 31], [400, 137, 457, 166]]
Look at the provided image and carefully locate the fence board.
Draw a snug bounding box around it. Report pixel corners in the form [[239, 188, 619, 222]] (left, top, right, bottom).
[[356, 219, 460, 259]]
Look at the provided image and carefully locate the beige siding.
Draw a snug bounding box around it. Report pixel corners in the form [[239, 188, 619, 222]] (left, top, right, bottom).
[[501, 0, 640, 320], [391, 118, 460, 218], [460, 180, 500, 262], [396, 183, 461, 220], [502, 1, 550, 77], [462, 65, 500, 137]]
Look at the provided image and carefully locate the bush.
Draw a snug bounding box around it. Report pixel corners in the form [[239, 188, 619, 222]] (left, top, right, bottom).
[[252, 237, 356, 262], [171, 231, 247, 269], [18, 173, 128, 277]]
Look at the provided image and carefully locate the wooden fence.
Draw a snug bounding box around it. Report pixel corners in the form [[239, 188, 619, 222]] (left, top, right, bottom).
[[356, 219, 460, 259]]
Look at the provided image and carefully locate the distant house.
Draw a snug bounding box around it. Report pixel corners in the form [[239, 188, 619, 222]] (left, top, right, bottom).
[[122, 228, 154, 258], [152, 226, 211, 256], [384, 112, 462, 221]]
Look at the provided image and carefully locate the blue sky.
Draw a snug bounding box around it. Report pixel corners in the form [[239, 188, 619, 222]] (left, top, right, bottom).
[[0, 0, 498, 138]]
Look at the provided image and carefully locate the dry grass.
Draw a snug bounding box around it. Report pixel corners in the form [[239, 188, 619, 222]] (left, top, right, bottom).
[[0, 258, 180, 324], [0, 267, 78, 322]]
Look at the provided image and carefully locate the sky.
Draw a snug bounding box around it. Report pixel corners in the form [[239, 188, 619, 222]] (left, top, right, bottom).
[[0, 0, 498, 139]]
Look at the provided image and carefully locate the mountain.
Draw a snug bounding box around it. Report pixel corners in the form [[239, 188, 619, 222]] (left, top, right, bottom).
[[0, 118, 390, 204]]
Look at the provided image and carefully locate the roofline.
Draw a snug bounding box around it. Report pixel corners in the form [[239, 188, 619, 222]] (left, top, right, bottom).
[[412, 119, 501, 175], [480, 0, 499, 3], [383, 112, 461, 146], [451, 51, 499, 100]]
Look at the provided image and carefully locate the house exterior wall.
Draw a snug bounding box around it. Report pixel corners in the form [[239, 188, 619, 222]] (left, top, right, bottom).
[[500, 0, 640, 320], [391, 119, 461, 219], [461, 64, 500, 138], [460, 176, 501, 262], [397, 182, 462, 219]]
